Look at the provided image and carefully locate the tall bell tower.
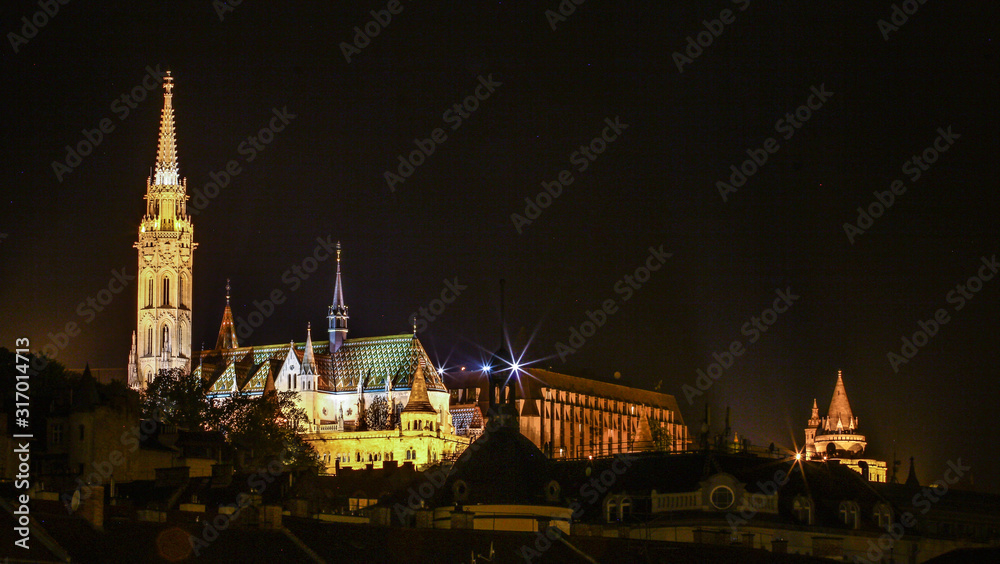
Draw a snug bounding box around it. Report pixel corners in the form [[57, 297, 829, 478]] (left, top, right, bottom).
[[129, 71, 196, 389]]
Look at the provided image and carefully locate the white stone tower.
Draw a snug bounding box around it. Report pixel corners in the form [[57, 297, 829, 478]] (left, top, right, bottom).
[[129, 71, 196, 389]]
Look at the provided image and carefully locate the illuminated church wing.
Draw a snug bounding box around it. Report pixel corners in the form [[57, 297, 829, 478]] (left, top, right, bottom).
[[192, 245, 465, 472]]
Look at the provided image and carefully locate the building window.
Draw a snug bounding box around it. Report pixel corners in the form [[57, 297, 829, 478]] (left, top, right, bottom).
[[710, 486, 735, 510], [51, 423, 63, 445], [146, 278, 153, 307], [162, 276, 170, 306], [839, 501, 860, 529], [793, 496, 813, 524], [874, 503, 893, 530]]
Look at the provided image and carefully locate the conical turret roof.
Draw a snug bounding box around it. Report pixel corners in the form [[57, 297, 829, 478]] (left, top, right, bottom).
[[402, 359, 437, 414], [827, 370, 854, 429]]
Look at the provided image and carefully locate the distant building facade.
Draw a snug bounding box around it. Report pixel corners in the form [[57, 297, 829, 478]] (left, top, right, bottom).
[[456, 368, 690, 458]]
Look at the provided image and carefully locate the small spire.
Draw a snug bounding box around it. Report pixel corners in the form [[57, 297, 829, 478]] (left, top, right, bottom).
[[301, 322, 316, 375], [215, 280, 239, 350], [333, 241, 345, 309], [905, 457, 920, 487]]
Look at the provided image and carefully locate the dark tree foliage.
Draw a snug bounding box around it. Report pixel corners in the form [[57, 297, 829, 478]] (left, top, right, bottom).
[[365, 395, 391, 431], [139, 368, 213, 430], [140, 368, 319, 471], [651, 424, 673, 452]]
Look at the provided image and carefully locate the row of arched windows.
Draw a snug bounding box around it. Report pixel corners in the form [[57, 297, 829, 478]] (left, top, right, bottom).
[[142, 272, 190, 309]]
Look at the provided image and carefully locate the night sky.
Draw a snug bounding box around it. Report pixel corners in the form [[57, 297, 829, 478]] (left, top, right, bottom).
[[2, 2, 998, 491]]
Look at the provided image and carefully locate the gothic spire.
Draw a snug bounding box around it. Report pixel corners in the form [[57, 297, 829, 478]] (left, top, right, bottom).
[[301, 322, 316, 375], [154, 71, 179, 186], [215, 279, 238, 350], [333, 241, 345, 310], [328, 242, 349, 352]]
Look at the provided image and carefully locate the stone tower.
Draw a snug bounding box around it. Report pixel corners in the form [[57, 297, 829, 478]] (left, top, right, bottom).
[[129, 71, 196, 389]]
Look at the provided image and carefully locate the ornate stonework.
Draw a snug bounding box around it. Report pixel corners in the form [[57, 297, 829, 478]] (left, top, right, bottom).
[[129, 71, 196, 389]]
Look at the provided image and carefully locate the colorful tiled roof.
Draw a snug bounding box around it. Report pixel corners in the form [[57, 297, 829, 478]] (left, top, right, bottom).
[[198, 334, 444, 395]]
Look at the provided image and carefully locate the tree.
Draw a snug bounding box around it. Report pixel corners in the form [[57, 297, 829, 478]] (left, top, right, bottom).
[[215, 389, 319, 471], [365, 395, 391, 431], [651, 423, 673, 452], [139, 368, 213, 430]]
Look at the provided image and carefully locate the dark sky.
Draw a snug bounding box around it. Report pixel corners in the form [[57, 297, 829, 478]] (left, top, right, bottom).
[[2, 1, 998, 491]]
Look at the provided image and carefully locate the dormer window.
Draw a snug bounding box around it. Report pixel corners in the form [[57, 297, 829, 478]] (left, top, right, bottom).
[[839, 501, 860, 529], [793, 496, 814, 525], [874, 502, 893, 530]]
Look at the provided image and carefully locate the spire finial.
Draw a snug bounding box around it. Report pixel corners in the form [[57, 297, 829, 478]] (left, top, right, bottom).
[[225, 278, 231, 305], [164, 70, 174, 94]]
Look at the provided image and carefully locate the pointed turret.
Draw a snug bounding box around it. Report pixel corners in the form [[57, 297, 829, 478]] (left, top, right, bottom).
[[905, 457, 920, 487], [215, 279, 238, 350], [327, 242, 349, 353], [403, 359, 437, 414], [128, 331, 140, 389], [634, 406, 653, 452], [826, 370, 856, 431], [301, 322, 316, 375]]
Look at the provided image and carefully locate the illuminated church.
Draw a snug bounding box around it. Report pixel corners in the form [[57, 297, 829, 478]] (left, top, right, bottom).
[[803, 370, 887, 482], [127, 73, 468, 471]]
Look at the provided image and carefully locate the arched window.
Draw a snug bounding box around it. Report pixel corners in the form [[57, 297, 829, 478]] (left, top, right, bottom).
[[146, 327, 153, 355], [178, 275, 185, 308], [874, 503, 893, 530], [839, 501, 860, 529], [161, 325, 170, 355], [793, 496, 814, 525], [146, 278, 153, 307]]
